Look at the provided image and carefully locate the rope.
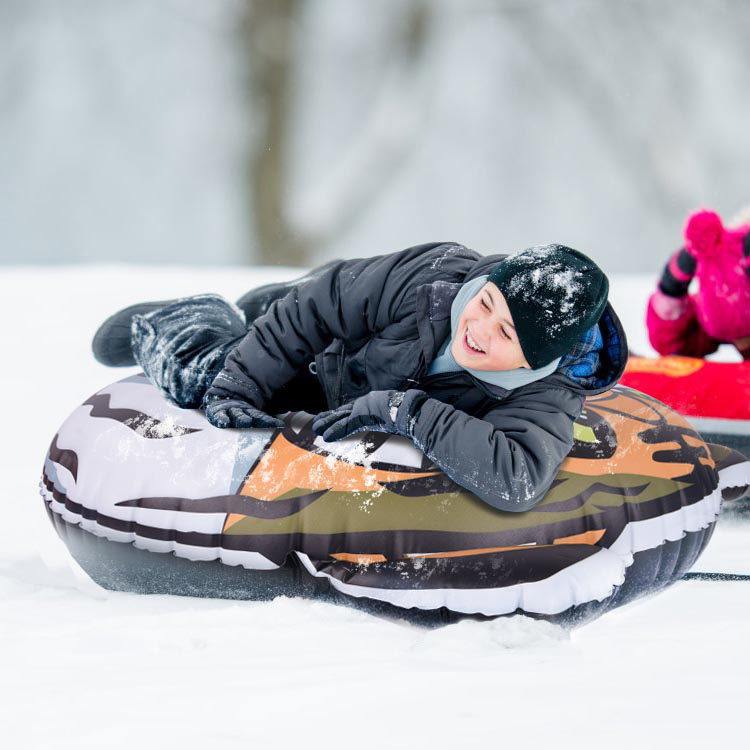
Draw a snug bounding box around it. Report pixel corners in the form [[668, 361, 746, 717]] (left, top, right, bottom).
[[683, 572, 750, 582]]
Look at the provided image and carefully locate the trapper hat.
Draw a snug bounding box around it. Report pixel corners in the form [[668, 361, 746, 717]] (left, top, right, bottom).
[[487, 244, 609, 369]]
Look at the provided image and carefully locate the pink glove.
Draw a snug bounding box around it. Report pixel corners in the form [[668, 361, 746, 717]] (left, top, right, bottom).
[[649, 289, 690, 321]]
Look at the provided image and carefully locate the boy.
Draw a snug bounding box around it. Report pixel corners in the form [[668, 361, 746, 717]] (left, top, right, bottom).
[[93, 242, 626, 512]]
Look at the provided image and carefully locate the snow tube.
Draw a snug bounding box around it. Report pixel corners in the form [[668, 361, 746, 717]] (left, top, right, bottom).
[[621, 356, 750, 459], [40, 375, 750, 626]]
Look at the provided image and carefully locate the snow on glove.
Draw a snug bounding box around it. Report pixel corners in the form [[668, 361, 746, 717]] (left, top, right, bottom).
[[203, 395, 284, 430], [311, 389, 427, 442]]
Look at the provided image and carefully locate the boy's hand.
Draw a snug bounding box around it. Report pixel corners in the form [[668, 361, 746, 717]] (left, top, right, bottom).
[[204, 396, 284, 430], [311, 390, 426, 442]]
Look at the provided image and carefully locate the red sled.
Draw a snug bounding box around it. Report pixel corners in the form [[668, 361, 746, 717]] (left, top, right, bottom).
[[620, 356, 750, 459]]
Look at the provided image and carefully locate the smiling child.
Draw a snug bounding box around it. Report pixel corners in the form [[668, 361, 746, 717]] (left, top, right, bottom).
[[92, 243, 626, 511]]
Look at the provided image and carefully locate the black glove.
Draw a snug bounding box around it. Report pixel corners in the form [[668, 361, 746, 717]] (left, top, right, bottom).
[[204, 395, 284, 429], [658, 247, 696, 298], [311, 389, 427, 442]]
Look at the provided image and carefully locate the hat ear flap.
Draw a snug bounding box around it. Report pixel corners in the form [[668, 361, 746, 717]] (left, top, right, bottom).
[[684, 210, 724, 257]]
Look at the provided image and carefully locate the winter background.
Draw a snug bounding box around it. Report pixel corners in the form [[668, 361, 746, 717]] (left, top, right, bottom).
[[2, 1, 750, 747]]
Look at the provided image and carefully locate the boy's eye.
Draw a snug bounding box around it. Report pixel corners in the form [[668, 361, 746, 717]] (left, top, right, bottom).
[[481, 299, 490, 312], [500, 327, 511, 341]]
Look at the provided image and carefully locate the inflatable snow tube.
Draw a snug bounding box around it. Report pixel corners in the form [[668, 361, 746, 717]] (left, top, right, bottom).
[[621, 356, 750, 460], [40, 375, 750, 626]]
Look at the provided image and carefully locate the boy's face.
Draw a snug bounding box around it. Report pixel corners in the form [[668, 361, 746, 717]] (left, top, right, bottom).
[[451, 283, 530, 371]]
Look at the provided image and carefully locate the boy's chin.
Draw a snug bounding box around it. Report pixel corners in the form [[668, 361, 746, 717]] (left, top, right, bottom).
[[454, 352, 516, 372], [451, 342, 501, 371], [454, 352, 493, 371]]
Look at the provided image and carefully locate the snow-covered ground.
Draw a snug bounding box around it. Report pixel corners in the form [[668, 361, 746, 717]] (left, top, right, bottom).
[[2, 266, 748, 749]]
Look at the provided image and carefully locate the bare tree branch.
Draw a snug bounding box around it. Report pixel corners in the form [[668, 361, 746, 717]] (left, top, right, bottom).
[[496, 0, 693, 219], [243, 0, 308, 266], [290, 1, 435, 252], [242, 0, 434, 267]]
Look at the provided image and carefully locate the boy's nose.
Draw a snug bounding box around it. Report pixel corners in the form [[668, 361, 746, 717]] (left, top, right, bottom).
[[474, 318, 493, 345]]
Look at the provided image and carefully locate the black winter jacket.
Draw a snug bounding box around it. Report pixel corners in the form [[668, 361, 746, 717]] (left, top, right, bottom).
[[206, 243, 628, 512]]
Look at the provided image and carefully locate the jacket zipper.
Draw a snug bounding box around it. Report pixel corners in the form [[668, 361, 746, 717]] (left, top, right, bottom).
[[334, 346, 346, 404]]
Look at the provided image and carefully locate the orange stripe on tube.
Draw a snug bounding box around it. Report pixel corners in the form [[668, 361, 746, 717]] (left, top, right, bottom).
[[405, 544, 538, 559], [403, 530, 606, 560], [330, 553, 387, 565], [241, 433, 438, 500], [552, 529, 606, 546]]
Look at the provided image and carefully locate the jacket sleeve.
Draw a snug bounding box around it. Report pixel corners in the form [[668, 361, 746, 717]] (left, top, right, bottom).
[[406, 385, 584, 512], [205, 243, 471, 408], [646, 290, 720, 358]]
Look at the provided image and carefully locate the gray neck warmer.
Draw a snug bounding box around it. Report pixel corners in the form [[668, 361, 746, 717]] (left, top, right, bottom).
[[427, 275, 561, 390]]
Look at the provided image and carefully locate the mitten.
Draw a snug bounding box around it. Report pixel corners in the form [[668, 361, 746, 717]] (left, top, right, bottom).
[[656, 247, 696, 300], [311, 389, 427, 442], [203, 394, 284, 429]]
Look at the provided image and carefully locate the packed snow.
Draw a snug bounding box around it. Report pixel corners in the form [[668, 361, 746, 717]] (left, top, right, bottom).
[[1, 265, 748, 748]]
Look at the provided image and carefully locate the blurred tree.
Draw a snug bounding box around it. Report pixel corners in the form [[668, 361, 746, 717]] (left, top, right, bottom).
[[243, 0, 432, 266], [498, 0, 684, 222]]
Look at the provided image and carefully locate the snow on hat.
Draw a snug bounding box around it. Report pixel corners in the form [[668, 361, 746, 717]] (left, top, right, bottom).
[[684, 209, 750, 341], [487, 244, 609, 369]]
